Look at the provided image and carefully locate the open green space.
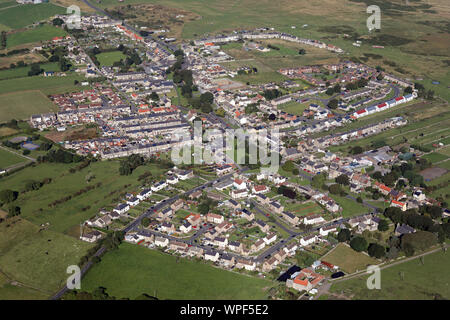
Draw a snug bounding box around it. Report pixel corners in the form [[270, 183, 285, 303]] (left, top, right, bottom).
[[0, 62, 60, 81], [81, 242, 272, 300], [0, 148, 27, 168], [0, 90, 57, 123], [95, 50, 127, 66], [6, 24, 67, 48], [0, 75, 85, 95], [422, 152, 448, 164], [329, 249, 450, 299], [0, 3, 66, 30], [322, 243, 379, 274]]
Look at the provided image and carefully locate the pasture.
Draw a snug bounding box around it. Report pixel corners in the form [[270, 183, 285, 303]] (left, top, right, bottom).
[[329, 250, 450, 300], [0, 3, 66, 30], [322, 243, 379, 274], [81, 242, 273, 300], [0, 148, 27, 169], [6, 24, 67, 48], [0, 62, 60, 80]]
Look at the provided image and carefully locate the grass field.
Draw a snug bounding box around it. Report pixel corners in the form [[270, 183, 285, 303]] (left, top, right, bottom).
[[95, 50, 127, 66], [0, 161, 168, 235], [0, 75, 85, 95], [0, 3, 66, 30], [328, 194, 369, 218], [422, 152, 448, 164], [0, 217, 93, 296], [278, 100, 310, 116], [322, 243, 379, 274], [0, 148, 27, 168], [6, 24, 67, 48], [81, 242, 273, 300], [0, 90, 57, 122], [329, 250, 450, 300], [0, 62, 60, 81]]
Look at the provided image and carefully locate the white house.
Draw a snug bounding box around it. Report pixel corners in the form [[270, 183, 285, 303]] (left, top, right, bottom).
[[137, 188, 152, 200], [263, 232, 277, 245], [152, 180, 167, 192], [204, 250, 220, 262], [300, 234, 317, 247], [127, 197, 140, 207], [319, 225, 338, 236], [155, 236, 169, 247], [113, 203, 130, 215], [180, 222, 192, 233], [303, 214, 325, 225], [233, 178, 247, 190]]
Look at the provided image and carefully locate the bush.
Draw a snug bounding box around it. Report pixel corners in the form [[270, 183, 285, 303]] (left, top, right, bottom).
[[367, 243, 385, 258], [350, 236, 368, 252]]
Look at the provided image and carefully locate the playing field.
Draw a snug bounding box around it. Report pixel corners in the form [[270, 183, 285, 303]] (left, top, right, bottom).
[[6, 24, 67, 48], [0, 90, 56, 123], [329, 249, 450, 300], [95, 51, 127, 66], [0, 3, 66, 30], [0, 148, 27, 169], [322, 243, 379, 274], [81, 242, 273, 300]]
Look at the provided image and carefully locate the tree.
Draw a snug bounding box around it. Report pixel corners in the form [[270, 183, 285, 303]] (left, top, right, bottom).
[[328, 184, 342, 195], [281, 160, 295, 172], [325, 87, 334, 96], [0, 189, 18, 204], [150, 92, 159, 101], [401, 231, 437, 254], [7, 205, 21, 218], [311, 172, 327, 189], [367, 243, 385, 258], [350, 236, 368, 252], [298, 48, 306, 55], [200, 92, 214, 104], [28, 63, 43, 76], [377, 219, 389, 232], [335, 174, 350, 186], [52, 18, 64, 26], [351, 146, 363, 155], [337, 228, 351, 242], [327, 98, 338, 109]]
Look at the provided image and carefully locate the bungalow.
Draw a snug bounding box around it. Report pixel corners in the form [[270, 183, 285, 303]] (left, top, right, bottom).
[[124, 233, 144, 244], [395, 224, 415, 236], [287, 268, 324, 292], [204, 250, 220, 262], [127, 196, 140, 207], [263, 232, 277, 245], [152, 180, 167, 192], [215, 179, 233, 191], [319, 225, 338, 236], [412, 189, 426, 201], [281, 211, 299, 225], [113, 203, 130, 215], [155, 236, 169, 247], [93, 215, 112, 228], [215, 165, 234, 176], [206, 213, 224, 224], [300, 234, 317, 247], [80, 230, 102, 242], [303, 214, 325, 225], [137, 188, 152, 200]]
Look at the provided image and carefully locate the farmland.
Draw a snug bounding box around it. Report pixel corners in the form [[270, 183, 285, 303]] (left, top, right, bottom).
[[0, 3, 66, 30], [81, 242, 273, 300], [329, 249, 450, 300], [5, 24, 67, 48], [0, 90, 57, 122], [0, 148, 27, 169], [0, 62, 60, 80], [0, 75, 85, 95]]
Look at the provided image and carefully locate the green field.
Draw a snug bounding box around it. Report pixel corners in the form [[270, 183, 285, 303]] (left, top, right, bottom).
[[0, 90, 57, 122], [0, 161, 168, 235], [329, 250, 450, 300], [422, 152, 448, 164], [0, 62, 60, 81], [278, 100, 309, 116], [6, 24, 67, 48], [95, 51, 127, 66], [81, 242, 272, 300], [0, 217, 93, 296], [0, 3, 66, 30], [0, 148, 27, 168], [322, 243, 379, 274]]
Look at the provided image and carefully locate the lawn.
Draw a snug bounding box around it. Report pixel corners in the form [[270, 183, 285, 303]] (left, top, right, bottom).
[[322, 243, 379, 274], [328, 194, 369, 218], [278, 100, 309, 116], [0, 3, 66, 30], [95, 51, 127, 66], [0, 148, 27, 168], [81, 242, 273, 300], [0, 161, 168, 235], [0, 217, 93, 296], [284, 201, 324, 217], [329, 250, 450, 300], [0, 90, 57, 123], [6, 24, 67, 48]]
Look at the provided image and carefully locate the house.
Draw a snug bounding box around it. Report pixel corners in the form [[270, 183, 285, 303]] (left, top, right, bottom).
[[412, 189, 426, 201], [269, 201, 284, 214], [166, 175, 179, 185], [303, 214, 325, 225], [215, 179, 233, 191], [93, 215, 112, 228], [221, 254, 236, 267], [137, 188, 152, 200], [233, 178, 247, 190], [136, 231, 154, 243], [300, 234, 317, 247], [169, 240, 188, 252], [127, 197, 140, 207], [319, 225, 338, 236], [235, 259, 256, 271], [158, 207, 173, 219], [215, 221, 233, 234], [213, 236, 228, 248], [263, 232, 277, 245], [255, 193, 269, 205], [262, 256, 279, 271], [252, 239, 266, 252], [180, 222, 192, 233], [281, 211, 299, 225], [187, 214, 202, 226], [286, 268, 324, 292], [171, 199, 185, 211], [124, 233, 144, 244], [160, 222, 175, 233], [391, 200, 407, 211], [228, 240, 243, 253], [215, 165, 234, 176], [240, 209, 255, 221], [255, 220, 270, 233], [176, 169, 194, 180], [113, 203, 130, 215], [274, 249, 288, 262], [231, 189, 248, 199], [395, 224, 415, 236], [155, 236, 169, 247], [189, 190, 202, 200], [252, 185, 269, 194], [227, 199, 241, 210], [206, 213, 224, 224], [204, 250, 220, 262], [152, 180, 167, 192], [80, 230, 102, 242], [283, 242, 298, 256], [374, 181, 391, 195], [188, 246, 204, 258]]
